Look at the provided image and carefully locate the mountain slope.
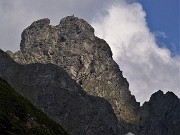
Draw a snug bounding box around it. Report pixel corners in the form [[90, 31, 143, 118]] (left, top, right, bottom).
[[0, 49, 122, 135], [0, 77, 68, 135]]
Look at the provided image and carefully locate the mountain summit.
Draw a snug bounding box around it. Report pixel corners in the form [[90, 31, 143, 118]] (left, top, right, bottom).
[[2, 16, 180, 135], [8, 16, 140, 125]]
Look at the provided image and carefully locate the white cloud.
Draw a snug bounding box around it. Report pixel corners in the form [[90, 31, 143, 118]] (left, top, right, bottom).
[[92, 1, 180, 104]]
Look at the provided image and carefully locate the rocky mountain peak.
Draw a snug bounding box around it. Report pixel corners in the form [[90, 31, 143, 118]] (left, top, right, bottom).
[[20, 16, 95, 53], [137, 90, 180, 135], [2, 16, 180, 135], [58, 16, 95, 39], [8, 16, 140, 127], [20, 18, 50, 51], [149, 90, 179, 104], [30, 18, 50, 28]]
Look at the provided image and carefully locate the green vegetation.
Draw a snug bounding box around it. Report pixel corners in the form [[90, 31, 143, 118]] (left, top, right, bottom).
[[0, 77, 68, 135]]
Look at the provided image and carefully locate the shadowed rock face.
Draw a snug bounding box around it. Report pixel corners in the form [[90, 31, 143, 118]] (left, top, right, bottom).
[[7, 16, 140, 127], [0, 77, 68, 135], [137, 90, 180, 135], [0, 49, 122, 135]]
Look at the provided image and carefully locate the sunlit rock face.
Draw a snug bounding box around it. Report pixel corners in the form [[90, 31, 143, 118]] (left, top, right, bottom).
[[8, 16, 140, 126]]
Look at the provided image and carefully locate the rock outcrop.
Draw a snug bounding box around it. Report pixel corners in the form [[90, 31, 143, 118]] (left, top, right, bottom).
[[0, 49, 122, 135], [136, 90, 180, 135], [0, 77, 68, 135], [3, 16, 180, 135], [7, 16, 140, 127]]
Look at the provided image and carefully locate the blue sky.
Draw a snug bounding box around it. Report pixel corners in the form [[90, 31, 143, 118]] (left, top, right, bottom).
[[139, 0, 179, 56]]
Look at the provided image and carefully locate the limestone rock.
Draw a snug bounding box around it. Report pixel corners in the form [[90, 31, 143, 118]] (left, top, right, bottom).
[[9, 16, 140, 127]]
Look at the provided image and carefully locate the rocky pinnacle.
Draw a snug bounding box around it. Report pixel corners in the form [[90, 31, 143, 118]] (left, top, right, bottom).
[[3, 16, 180, 135], [8, 16, 140, 126]]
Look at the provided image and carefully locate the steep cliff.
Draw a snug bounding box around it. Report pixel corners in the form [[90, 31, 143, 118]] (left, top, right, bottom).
[[7, 16, 140, 127], [0, 49, 122, 135]]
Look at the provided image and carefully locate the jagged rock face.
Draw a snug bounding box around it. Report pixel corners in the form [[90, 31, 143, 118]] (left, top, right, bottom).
[[8, 16, 140, 125], [0, 49, 122, 135], [137, 90, 180, 135], [2, 16, 180, 135]]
